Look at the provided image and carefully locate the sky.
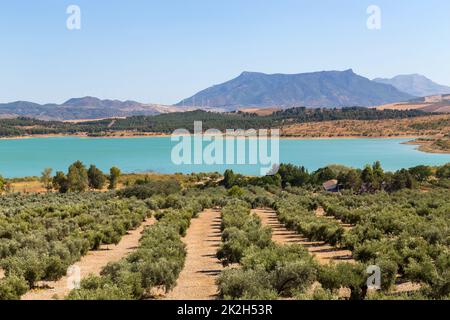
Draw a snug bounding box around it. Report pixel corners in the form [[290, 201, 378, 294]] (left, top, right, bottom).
[[1, 0, 449, 105]]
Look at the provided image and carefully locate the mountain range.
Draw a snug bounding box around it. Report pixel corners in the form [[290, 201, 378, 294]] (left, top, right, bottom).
[[176, 69, 414, 109], [0, 97, 201, 121], [373, 74, 450, 97], [2, 70, 450, 120]]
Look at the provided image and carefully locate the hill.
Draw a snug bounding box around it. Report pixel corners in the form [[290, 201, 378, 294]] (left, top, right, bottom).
[[176, 69, 414, 109], [0, 97, 191, 121], [0, 97, 161, 121], [373, 74, 450, 97], [376, 94, 450, 113], [0, 96, 227, 121]]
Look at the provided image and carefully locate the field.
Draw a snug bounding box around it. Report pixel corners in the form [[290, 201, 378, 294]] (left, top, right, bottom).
[[375, 95, 450, 113], [0, 161, 449, 300], [281, 114, 450, 138]]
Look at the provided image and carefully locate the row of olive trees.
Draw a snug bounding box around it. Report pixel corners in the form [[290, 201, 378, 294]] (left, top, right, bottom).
[[0, 192, 150, 299], [317, 188, 450, 299], [40, 162, 121, 193], [67, 194, 209, 300]]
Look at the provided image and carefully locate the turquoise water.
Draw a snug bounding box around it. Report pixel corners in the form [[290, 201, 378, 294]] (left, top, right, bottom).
[[0, 137, 449, 178]]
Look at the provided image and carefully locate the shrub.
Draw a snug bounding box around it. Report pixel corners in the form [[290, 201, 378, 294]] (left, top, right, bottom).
[[0, 276, 29, 300], [217, 201, 272, 265], [217, 267, 276, 300], [119, 179, 181, 199]]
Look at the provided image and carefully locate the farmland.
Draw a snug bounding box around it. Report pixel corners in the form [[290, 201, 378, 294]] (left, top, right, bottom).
[[0, 161, 449, 300]]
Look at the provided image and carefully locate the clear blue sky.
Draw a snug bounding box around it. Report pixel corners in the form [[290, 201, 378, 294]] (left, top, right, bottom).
[[1, 0, 449, 105]]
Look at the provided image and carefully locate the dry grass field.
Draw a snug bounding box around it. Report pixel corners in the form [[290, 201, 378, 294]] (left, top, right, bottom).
[[281, 114, 450, 138], [375, 94, 450, 113]]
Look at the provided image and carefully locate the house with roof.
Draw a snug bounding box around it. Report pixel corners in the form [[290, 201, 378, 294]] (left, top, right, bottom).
[[322, 179, 340, 192]]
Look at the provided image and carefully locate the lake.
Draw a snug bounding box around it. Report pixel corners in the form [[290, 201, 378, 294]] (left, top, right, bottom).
[[0, 136, 449, 178]]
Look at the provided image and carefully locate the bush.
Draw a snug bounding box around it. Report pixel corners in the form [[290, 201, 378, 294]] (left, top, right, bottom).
[[118, 179, 182, 199], [0, 276, 29, 300], [217, 201, 272, 265], [245, 245, 317, 296], [318, 263, 367, 300], [68, 195, 205, 300], [217, 267, 277, 300]]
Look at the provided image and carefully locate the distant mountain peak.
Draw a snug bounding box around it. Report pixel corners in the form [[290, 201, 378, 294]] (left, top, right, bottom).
[[373, 74, 450, 97], [177, 69, 413, 109], [63, 96, 103, 106], [0, 97, 163, 121]]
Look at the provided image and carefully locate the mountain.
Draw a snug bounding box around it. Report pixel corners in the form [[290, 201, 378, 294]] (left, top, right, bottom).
[[0, 97, 224, 121], [176, 69, 414, 109], [373, 74, 450, 97], [0, 97, 165, 121], [63, 97, 143, 109]]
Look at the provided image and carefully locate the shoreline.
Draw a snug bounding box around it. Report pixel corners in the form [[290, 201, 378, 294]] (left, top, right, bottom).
[[2, 132, 448, 154], [0, 132, 420, 141], [403, 139, 450, 154]]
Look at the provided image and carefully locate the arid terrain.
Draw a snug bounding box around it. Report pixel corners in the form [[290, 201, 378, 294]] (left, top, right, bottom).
[[375, 94, 450, 113]]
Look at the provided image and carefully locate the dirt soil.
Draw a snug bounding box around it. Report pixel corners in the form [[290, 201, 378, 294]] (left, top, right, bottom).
[[21, 218, 156, 300], [164, 209, 223, 300]]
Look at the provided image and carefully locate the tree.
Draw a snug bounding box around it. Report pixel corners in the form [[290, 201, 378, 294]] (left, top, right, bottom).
[[436, 163, 450, 179], [227, 185, 244, 197], [53, 171, 69, 193], [277, 164, 309, 187], [338, 169, 362, 191], [67, 161, 89, 192], [389, 169, 417, 191], [109, 166, 121, 190], [40, 168, 53, 192], [408, 165, 433, 182], [87, 165, 106, 190], [0, 174, 5, 193], [312, 167, 336, 185], [361, 165, 374, 185], [372, 161, 384, 190], [0, 276, 29, 300]]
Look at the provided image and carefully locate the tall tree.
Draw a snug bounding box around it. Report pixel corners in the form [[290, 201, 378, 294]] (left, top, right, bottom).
[[390, 169, 417, 191], [53, 171, 69, 193], [222, 169, 236, 189], [67, 161, 88, 192], [338, 169, 362, 191], [40, 168, 53, 192], [87, 165, 106, 190], [372, 161, 385, 190], [277, 164, 309, 187], [0, 174, 5, 192], [109, 166, 121, 190]]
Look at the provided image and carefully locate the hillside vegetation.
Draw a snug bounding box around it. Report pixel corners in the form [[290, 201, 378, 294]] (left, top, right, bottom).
[[0, 107, 431, 138], [0, 161, 449, 300]]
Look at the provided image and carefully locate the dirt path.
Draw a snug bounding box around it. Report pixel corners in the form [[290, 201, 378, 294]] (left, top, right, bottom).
[[164, 209, 223, 300], [21, 218, 156, 300], [315, 207, 353, 231], [253, 208, 354, 265]]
